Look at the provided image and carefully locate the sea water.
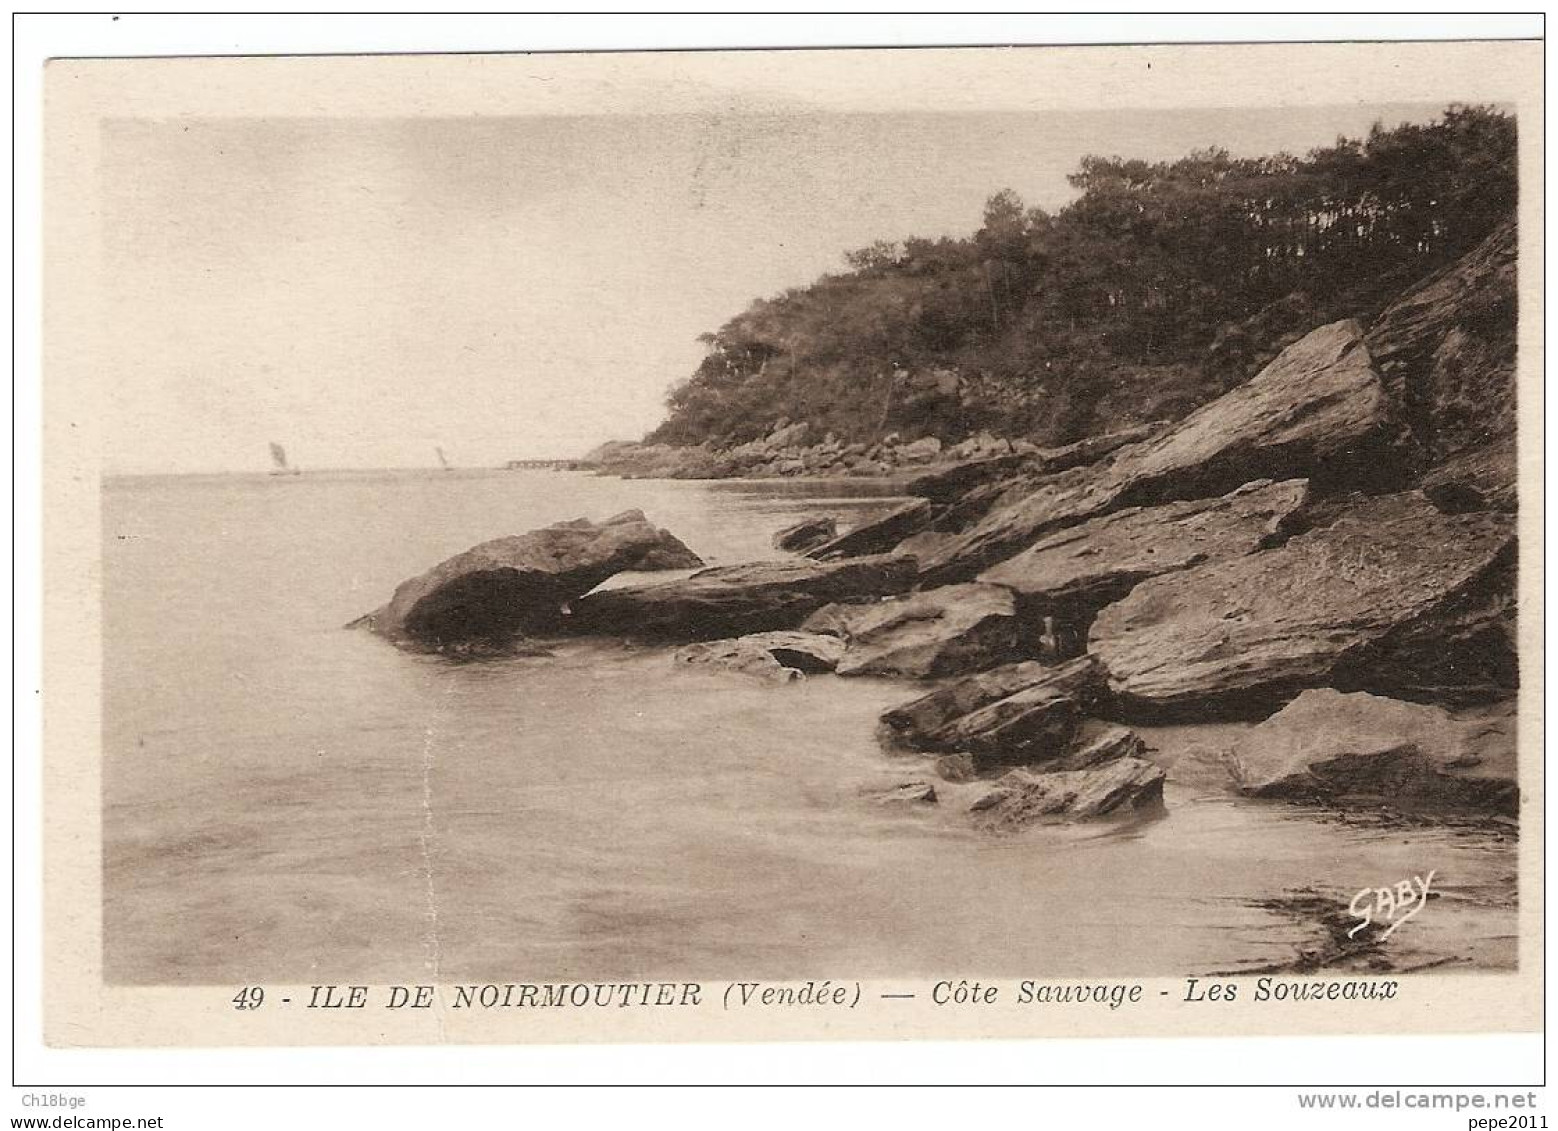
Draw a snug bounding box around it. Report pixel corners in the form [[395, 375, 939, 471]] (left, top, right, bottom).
[[101, 469, 1517, 985]]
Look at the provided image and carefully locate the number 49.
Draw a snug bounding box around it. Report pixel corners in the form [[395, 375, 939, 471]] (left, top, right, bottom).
[[232, 986, 265, 1010]]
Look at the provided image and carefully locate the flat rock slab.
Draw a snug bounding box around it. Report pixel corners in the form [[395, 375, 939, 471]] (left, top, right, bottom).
[[804, 499, 933, 560], [357, 509, 703, 650], [971, 758, 1166, 827], [921, 320, 1397, 584], [1089, 492, 1516, 714], [673, 631, 846, 682], [568, 555, 917, 641], [1224, 688, 1517, 816], [802, 583, 1021, 679], [979, 478, 1309, 615]]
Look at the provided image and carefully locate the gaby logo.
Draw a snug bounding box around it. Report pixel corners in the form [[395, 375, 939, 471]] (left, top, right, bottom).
[[1348, 871, 1436, 940]]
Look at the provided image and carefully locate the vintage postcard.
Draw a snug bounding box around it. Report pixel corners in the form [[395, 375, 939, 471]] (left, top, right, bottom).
[[41, 38, 1542, 1049]]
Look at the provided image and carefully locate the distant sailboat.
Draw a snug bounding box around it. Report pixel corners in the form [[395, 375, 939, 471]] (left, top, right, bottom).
[[268, 442, 301, 477], [435, 445, 451, 471]]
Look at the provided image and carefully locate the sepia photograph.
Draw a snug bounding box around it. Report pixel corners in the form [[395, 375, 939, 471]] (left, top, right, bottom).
[[30, 21, 1543, 1092]]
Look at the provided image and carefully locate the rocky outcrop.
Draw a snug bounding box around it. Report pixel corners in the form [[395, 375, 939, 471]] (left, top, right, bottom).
[[356, 510, 703, 651], [593, 419, 1015, 482], [1224, 689, 1517, 816], [590, 412, 1167, 488], [802, 583, 1021, 679], [920, 320, 1400, 584], [1089, 492, 1517, 715], [803, 499, 934, 560], [970, 759, 1166, 827], [1367, 222, 1518, 519], [673, 631, 846, 682], [1367, 220, 1517, 465], [772, 516, 838, 553], [568, 555, 917, 641], [978, 479, 1309, 616]]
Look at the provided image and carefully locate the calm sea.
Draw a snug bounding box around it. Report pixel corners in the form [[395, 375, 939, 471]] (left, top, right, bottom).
[[102, 469, 1516, 984]]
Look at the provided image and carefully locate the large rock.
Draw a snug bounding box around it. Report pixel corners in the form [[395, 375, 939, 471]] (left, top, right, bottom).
[[970, 759, 1166, 827], [772, 516, 838, 553], [920, 320, 1399, 584], [357, 510, 700, 650], [881, 660, 1061, 749], [673, 631, 846, 683], [933, 683, 1081, 770], [801, 583, 1020, 679], [1110, 319, 1400, 495], [1367, 220, 1517, 467], [633, 529, 706, 570], [804, 499, 933, 560], [568, 555, 917, 641], [1089, 492, 1517, 714], [978, 479, 1309, 615], [878, 655, 1102, 751], [1223, 689, 1517, 816]]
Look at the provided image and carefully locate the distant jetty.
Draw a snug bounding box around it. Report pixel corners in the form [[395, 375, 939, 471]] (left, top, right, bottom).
[[504, 458, 593, 471]]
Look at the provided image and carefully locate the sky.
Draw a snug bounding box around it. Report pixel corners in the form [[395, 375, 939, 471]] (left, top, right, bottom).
[[100, 101, 1449, 473]]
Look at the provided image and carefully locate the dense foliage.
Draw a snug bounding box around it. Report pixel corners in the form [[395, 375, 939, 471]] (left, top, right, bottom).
[[648, 105, 1516, 450]]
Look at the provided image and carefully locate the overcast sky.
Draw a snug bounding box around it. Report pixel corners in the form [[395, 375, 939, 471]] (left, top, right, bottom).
[[101, 102, 1447, 473]]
